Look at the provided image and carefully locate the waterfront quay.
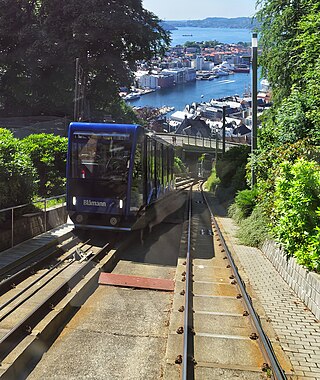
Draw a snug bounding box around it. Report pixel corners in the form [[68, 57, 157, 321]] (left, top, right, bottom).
[[122, 42, 251, 99]]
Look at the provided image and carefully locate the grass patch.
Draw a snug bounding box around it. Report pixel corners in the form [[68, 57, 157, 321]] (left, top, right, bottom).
[[33, 195, 66, 210]]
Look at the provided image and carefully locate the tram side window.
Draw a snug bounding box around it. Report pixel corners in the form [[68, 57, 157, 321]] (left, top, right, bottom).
[[163, 146, 168, 188], [169, 149, 174, 185], [147, 137, 155, 200], [130, 138, 144, 211], [156, 142, 163, 189]]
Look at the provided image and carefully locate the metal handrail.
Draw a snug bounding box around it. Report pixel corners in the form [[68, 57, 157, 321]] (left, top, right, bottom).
[[0, 194, 66, 250], [0, 194, 66, 214], [156, 132, 245, 150]]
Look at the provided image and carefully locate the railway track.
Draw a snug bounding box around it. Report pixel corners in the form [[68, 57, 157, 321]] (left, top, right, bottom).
[[25, 190, 189, 380], [0, 234, 80, 296], [0, 231, 76, 283], [0, 185, 191, 379], [0, 233, 121, 379], [175, 177, 197, 191], [0, 184, 290, 379], [164, 183, 287, 379]]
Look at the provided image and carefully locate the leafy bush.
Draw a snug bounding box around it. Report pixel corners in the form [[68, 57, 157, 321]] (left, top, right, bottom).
[[0, 129, 37, 208], [253, 139, 320, 216], [272, 159, 320, 271], [228, 202, 243, 224], [273, 89, 312, 145], [21, 134, 68, 197], [228, 188, 258, 222], [298, 214, 320, 272]]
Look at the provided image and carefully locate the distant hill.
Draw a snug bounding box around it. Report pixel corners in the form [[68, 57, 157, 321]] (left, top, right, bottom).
[[160, 22, 177, 31], [162, 17, 257, 30]]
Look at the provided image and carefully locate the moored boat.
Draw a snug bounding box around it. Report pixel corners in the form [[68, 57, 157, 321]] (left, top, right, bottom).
[[234, 64, 250, 73], [124, 92, 141, 101]]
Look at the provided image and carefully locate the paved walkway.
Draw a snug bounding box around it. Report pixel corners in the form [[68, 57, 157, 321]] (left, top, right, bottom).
[[213, 209, 320, 380]]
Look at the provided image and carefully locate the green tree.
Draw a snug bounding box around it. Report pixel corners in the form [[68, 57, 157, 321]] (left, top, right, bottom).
[[225, 1, 320, 271], [184, 41, 201, 49], [0, 0, 170, 118], [256, 1, 320, 150], [21, 134, 68, 197], [256, 0, 311, 105], [0, 0, 39, 115], [0, 129, 37, 208], [215, 145, 250, 191]]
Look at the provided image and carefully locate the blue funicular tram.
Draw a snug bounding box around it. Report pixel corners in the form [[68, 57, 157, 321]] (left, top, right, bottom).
[[66, 122, 175, 230]]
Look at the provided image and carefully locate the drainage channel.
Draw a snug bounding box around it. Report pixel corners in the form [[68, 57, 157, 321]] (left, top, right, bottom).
[[164, 183, 287, 379]]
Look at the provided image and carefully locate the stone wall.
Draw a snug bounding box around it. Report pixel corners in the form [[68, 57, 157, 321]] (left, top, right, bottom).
[[0, 206, 67, 252], [262, 240, 320, 320]]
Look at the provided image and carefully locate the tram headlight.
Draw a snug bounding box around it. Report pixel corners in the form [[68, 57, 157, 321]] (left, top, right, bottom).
[[119, 199, 123, 209], [72, 196, 77, 206]]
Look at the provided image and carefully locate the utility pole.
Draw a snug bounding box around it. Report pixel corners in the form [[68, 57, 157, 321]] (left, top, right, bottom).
[[74, 58, 79, 121], [74, 58, 86, 121], [215, 128, 218, 166], [251, 33, 258, 188], [222, 105, 226, 155]]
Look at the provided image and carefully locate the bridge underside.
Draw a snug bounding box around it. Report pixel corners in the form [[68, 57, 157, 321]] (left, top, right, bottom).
[[179, 149, 217, 178]]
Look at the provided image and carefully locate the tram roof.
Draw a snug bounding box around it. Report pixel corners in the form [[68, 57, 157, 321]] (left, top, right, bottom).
[[69, 122, 140, 135], [68, 122, 173, 147]]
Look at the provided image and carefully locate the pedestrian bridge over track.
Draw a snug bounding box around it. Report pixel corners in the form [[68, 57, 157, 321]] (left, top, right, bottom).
[[156, 132, 247, 154]]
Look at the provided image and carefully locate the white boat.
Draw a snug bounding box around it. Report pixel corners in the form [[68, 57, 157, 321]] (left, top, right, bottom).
[[212, 67, 229, 77], [219, 61, 235, 72], [124, 92, 141, 101]]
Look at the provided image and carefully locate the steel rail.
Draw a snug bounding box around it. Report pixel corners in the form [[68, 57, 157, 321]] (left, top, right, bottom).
[[182, 185, 193, 380], [0, 257, 76, 323], [0, 236, 80, 296], [201, 186, 287, 380], [0, 240, 90, 315], [0, 231, 74, 281], [0, 241, 111, 364], [176, 179, 198, 192]]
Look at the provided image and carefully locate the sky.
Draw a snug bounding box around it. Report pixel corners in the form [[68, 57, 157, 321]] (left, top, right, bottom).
[[142, 0, 257, 20]]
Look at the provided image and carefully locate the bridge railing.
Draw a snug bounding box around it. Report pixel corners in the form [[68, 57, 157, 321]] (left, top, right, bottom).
[[156, 133, 246, 151]]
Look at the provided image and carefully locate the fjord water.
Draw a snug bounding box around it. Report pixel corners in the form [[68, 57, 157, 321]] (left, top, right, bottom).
[[170, 27, 252, 46], [129, 27, 254, 111], [129, 74, 252, 110]]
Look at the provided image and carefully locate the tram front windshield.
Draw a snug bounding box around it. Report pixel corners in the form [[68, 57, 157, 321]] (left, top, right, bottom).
[[71, 132, 131, 196]]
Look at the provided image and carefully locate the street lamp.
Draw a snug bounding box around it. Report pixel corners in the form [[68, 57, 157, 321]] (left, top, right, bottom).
[[222, 105, 226, 155], [251, 32, 258, 188]]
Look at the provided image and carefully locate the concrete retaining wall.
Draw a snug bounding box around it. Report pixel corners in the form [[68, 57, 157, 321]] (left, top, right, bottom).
[[262, 240, 320, 320], [0, 206, 67, 252]]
